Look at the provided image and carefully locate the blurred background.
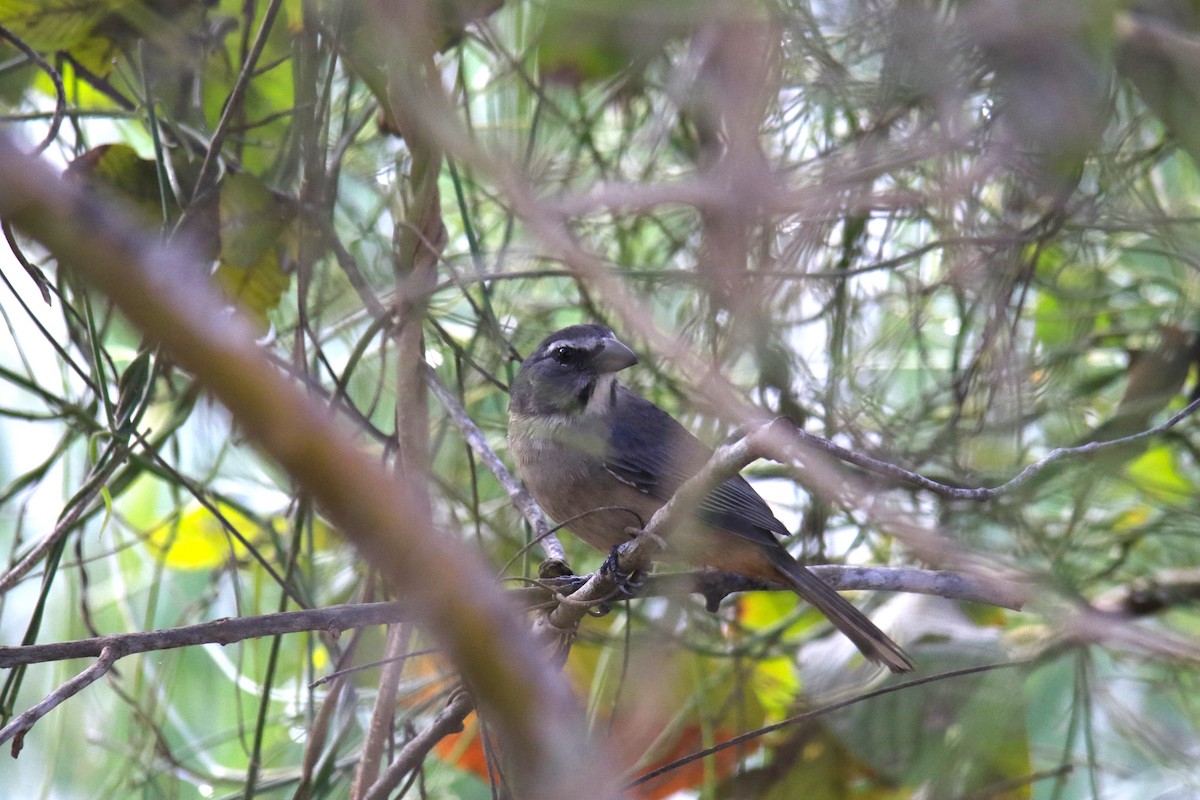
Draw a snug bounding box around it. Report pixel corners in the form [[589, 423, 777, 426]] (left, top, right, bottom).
[[2, 0, 1200, 797]]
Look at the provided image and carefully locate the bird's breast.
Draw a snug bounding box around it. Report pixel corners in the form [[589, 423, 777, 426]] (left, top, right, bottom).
[[508, 413, 657, 550]]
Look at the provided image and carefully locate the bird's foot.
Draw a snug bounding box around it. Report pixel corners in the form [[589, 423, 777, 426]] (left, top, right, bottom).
[[599, 544, 647, 600]]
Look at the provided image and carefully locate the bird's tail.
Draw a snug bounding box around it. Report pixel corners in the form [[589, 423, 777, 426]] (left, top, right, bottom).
[[773, 557, 914, 673]]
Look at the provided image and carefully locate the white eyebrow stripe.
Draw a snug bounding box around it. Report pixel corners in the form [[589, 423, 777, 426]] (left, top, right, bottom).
[[545, 336, 602, 353]]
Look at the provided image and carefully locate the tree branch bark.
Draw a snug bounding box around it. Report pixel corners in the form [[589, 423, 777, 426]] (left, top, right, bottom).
[[0, 134, 611, 800], [0, 566, 1025, 671]]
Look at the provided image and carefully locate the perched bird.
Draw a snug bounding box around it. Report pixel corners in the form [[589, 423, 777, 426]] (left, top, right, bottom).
[[508, 324, 913, 673]]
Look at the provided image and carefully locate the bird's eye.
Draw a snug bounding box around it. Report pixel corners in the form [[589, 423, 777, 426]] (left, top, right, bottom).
[[552, 346, 576, 365]]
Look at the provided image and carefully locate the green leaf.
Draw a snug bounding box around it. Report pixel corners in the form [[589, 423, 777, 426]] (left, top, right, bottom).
[[1124, 445, 1192, 504], [0, 0, 113, 52], [64, 143, 164, 223], [214, 172, 297, 326]]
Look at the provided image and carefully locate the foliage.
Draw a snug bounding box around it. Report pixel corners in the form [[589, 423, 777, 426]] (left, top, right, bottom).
[[1, 0, 1200, 798]]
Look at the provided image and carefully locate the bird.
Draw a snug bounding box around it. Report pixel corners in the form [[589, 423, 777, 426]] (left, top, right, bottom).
[[507, 323, 913, 673]]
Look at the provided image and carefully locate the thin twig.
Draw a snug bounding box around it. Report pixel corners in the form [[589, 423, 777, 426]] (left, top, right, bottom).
[[324, 220, 388, 318], [2, 220, 52, 304], [424, 363, 565, 561], [129, 427, 309, 608], [363, 688, 475, 800], [0, 645, 121, 756], [960, 766, 1075, 800], [627, 660, 1025, 790], [1060, 605, 1200, 663], [1093, 568, 1200, 615], [352, 625, 411, 799], [0, 441, 129, 595], [0, 602, 411, 668], [780, 396, 1200, 500], [190, 0, 287, 200], [638, 564, 1029, 611], [309, 647, 440, 688], [0, 24, 65, 155]]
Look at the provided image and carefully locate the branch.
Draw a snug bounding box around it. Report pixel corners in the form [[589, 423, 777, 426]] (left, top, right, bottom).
[[352, 625, 412, 798], [189, 0, 286, 199], [364, 689, 475, 800], [0, 134, 606, 800], [1058, 605, 1200, 663], [1092, 569, 1200, 616], [0, 440, 127, 595], [631, 564, 1028, 612], [0, 646, 119, 756], [782, 395, 1200, 500], [424, 364, 565, 561], [536, 419, 1032, 643], [0, 566, 1025, 671], [0, 24, 64, 157], [0, 602, 413, 668]]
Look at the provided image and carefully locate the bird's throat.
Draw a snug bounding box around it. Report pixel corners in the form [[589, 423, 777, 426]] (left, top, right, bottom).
[[583, 374, 619, 416]]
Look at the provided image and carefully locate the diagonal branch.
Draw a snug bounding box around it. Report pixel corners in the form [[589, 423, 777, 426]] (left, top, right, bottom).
[[424, 363, 565, 562], [0, 133, 613, 800], [0, 440, 128, 595], [189, 0, 286, 200], [537, 419, 1031, 641], [364, 688, 476, 800], [0, 645, 120, 756]]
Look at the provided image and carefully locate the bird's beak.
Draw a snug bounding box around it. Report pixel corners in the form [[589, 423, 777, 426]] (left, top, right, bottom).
[[594, 336, 638, 373]]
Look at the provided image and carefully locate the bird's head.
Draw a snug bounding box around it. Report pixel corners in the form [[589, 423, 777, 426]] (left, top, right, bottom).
[[509, 324, 638, 418]]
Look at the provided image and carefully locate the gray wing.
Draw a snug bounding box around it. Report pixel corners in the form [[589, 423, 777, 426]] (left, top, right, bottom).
[[603, 387, 791, 544]]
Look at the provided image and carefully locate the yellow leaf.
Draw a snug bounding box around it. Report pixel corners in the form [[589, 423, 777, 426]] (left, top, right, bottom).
[[739, 589, 800, 631], [1124, 445, 1192, 504], [146, 502, 266, 571], [752, 655, 800, 720], [309, 516, 336, 550], [1113, 505, 1152, 531], [214, 248, 292, 328]]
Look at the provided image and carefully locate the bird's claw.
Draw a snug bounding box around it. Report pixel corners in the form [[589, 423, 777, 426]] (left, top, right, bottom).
[[599, 545, 646, 599]]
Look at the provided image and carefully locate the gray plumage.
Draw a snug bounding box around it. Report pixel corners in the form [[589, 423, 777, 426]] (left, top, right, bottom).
[[508, 324, 913, 673]]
